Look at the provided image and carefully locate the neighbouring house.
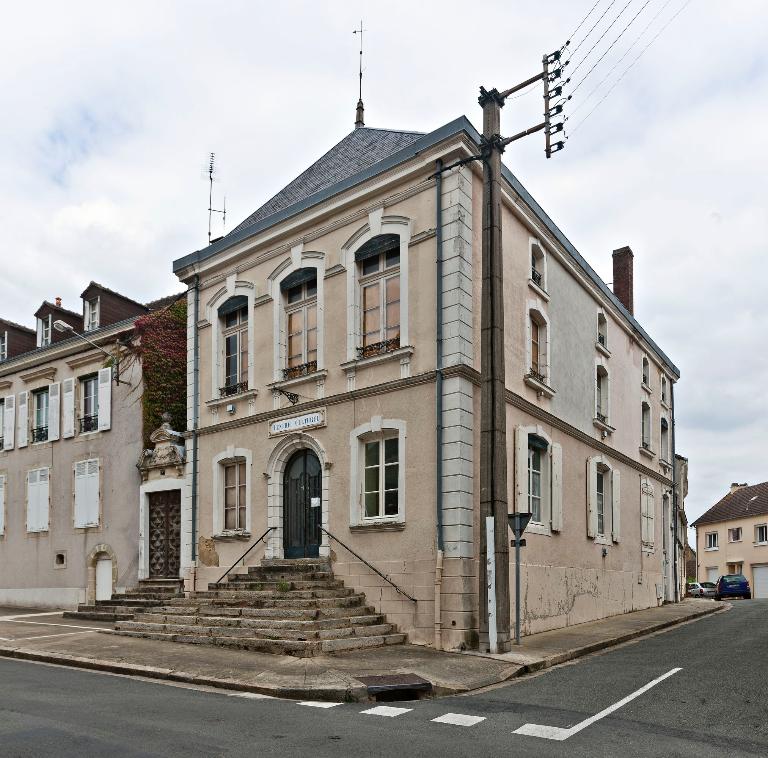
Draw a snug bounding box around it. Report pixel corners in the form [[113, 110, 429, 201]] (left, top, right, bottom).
[[685, 544, 697, 582], [692, 481, 768, 598], [0, 284, 184, 609], [171, 108, 684, 651]]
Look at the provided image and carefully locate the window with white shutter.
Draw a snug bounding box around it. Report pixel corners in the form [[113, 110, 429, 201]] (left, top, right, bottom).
[[17, 391, 28, 448], [611, 469, 621, 543], [74, 459, 100, 527], [48, 382, 60, 441], [641, 478, 655, 550], [0, 474, 6, 535], [27, 467, 50, 532], [2, 395, 14, 450], [62, 378, 75, 438], [97, 368, 112, 431]]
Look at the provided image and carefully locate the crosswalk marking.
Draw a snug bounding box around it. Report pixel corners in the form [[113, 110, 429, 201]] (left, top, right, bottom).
[[431, 713, 486, 727], [298, 701, 343, 708], [360, 705, 413, 717]]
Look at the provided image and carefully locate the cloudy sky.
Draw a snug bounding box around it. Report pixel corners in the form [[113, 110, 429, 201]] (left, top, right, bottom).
[[1, 1, 766, 535]]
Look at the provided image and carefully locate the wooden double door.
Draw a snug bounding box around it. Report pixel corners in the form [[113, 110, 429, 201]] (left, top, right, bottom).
[[283, 450, 322, 558], [148, 490, 181, 578]]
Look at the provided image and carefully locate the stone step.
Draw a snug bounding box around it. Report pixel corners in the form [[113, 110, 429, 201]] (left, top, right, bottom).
[[147, 603, 379, 620], [259, 559, 331, 570], [132, 612, 386, 631], [97, 598, 166, 607], [217, 579, 343, 590], [200, 587, 353, 599], [108, 629, 406, 657], [63, 609, 136, 622], [243, 569, 335, 581]]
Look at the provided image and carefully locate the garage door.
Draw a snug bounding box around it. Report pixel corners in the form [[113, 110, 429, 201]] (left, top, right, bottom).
[[707, 567, 719, 583], [753, 566, 768, 599]]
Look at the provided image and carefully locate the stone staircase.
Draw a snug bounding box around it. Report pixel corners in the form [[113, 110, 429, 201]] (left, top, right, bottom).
[[63, 579, 184, 622], [110, 558, 406, 656]]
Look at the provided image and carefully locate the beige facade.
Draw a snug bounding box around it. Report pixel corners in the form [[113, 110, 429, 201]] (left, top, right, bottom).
[[173, 117, 682, 649], [0, 325, 143, 609]]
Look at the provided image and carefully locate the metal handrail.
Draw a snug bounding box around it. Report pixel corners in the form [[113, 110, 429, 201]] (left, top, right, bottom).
[[320, 527, 417, 603], [216, 526, 275, 584]]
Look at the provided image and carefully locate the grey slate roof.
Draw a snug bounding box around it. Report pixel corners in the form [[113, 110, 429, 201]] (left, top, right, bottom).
[[172, 116, 679, 376], [230, 127, 424, 235], [691, 482, 768, 527]]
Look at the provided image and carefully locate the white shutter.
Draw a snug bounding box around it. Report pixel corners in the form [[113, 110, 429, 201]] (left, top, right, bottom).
[[74, 459, 100, 527], [62, 379, 75, 438], [48, 382, 60, 441], [0, 475, 5, 535], [97, 368, 112, 431], [586, 457, 598, 538], [646, 482, 655, 547], [515, 426, 528, 513], [36, 319, 42, 347], [27, 469, 38, 531], [550, 442, 563, 532], [17, 391, 28, 448], [38, 468, 50, 531], [3, 395, 14, 450], [611, 469, 621, 543]]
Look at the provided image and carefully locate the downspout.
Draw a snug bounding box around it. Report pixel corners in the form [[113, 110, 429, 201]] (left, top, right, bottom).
[[670, 379, 679, 602], [191, 274, 200, 590], [434, 159, 445, 649]]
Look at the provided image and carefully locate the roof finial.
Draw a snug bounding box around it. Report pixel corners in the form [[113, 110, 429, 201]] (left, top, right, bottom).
[[353, 20, 365, 129]]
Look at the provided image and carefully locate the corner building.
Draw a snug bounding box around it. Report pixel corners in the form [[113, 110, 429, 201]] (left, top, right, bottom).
[[173, 116, 682, 649]]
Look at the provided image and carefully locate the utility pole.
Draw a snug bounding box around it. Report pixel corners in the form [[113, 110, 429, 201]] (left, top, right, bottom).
[[477, 50, 567, 653]]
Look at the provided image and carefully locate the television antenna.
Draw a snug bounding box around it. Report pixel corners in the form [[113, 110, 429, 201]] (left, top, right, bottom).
[[205, 152, 227, 244]]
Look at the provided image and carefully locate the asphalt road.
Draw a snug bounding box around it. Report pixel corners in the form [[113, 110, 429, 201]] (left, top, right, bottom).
[[1, 600, 766, 757]]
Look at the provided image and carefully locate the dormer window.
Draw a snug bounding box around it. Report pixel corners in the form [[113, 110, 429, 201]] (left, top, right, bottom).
[[0, 331, 6, 361], [37, 315, 52, 348], [85, 298, 100, 331]]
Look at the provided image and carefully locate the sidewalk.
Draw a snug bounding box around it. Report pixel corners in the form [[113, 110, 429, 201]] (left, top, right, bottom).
[[0, 599, 721, 702]]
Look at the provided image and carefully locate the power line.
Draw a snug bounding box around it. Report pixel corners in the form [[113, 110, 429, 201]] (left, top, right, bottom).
[[570, 0, 652, 95], [569, 0, 676, 116], [568, 0, 619, 59], [568, 0, 692, 135], [569, 0, 636, 79], [564, 0, 605, 48]]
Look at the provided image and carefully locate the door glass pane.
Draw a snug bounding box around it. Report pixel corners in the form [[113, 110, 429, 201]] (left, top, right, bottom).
[[365, 466, 379, 492], [384, 490, 398, 516], [239, 329, 248, 384], [384, 463, 398, 490], [384, 438, 398, 463], [225, 464, 236, 487], [365, 491, 379, 518], [365, 440, 380, 467], [225, 335, 238, 385]]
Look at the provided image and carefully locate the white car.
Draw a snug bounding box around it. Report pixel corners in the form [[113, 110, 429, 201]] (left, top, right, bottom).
[[687, 581, 717, 598]]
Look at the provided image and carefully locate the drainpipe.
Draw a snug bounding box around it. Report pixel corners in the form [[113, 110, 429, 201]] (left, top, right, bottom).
[[434, 159, 445, 648], [191, 275, 200, 576], [670, 379, 679, 602]]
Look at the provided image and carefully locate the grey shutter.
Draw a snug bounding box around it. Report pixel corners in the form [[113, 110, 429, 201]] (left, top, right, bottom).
[[586, 457, 598, 538]]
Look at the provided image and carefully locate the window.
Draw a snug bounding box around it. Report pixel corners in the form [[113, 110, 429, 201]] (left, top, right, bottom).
[[660, 417, 669, 461], [0, 399, 4, 448], [523, 433, 556, 529], [32, 389, 49, 443], [727, 562, 743, 576], [224, 460, 247, 530], [27, 467, 50, 532], [706, 531, 719, 550], [597, 312, 607, 348], [755, 524, 768, 544], [363, 437, 399, 519], [728, 527, 742, 542], [641, 402, 651, 450], [359, 244, 400, 358], [596, 470, 605, 536], [530, 241, 546, 290], [661, 376, 668, 405], [74, 459, 100, 527], [527, 311, 549, 385], [596, 366, 609, 424], [84, 298, 99, 331], [79, 375, 99, 433], [642, 356, 650, 386], [0, 330, 6, 361], [528, 445, 543, 522], [38, 315, 52, 348], [284, 275, 318, 378], [222, 305, 248, 396], [587, 456, 619, 542], [641, 480, 655, 548]]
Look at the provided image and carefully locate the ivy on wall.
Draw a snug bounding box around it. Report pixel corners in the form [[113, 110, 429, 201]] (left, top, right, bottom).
[[131, 298, 187, 447]]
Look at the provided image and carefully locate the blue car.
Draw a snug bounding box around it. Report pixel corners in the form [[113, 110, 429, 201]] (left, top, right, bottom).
[[715, 574, 751, 600]]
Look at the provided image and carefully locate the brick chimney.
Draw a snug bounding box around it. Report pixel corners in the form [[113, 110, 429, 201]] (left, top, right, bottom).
[[730, 482, 748, 494], [55, 296, 62, 307], [612, 246, 634, 315]]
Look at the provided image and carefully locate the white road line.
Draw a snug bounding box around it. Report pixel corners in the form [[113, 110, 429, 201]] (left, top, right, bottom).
[[12, 631, 97, 641], [432, 713, 486, 727], [227, 692, 275, 700], [514, 667, 682, 741], [0, 620, 105, 631], [0, 612, 64, 620], [360, 705, 413, 717], [298, 701, 343, 709]]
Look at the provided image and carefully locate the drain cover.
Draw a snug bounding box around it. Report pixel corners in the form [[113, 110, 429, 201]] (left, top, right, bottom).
[[355, 674, 432, 696]]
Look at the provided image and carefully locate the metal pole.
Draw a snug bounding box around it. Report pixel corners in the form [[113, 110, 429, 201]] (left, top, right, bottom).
[[478, 87, 511, 653], [515, 534, 521, 645], [486, 516, 497, 654]]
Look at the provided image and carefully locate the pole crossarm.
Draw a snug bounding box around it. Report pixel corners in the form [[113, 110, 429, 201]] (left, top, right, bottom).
[[499, 71, 545, 100]]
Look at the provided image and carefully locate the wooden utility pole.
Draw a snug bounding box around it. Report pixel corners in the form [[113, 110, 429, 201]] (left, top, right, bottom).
[[476, 51, 566, 653]]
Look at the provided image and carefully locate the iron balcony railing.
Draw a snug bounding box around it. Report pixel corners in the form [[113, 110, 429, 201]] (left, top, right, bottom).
[[357, 336, 400, 360], [596, 411, 607, 424], [282, 360, 317, 381], [79, 415, 98, 433], [531, 268, 542, 286], [527, 367, 546, 384], [31, 426, 48, 443], [219, 381, 248, 398]]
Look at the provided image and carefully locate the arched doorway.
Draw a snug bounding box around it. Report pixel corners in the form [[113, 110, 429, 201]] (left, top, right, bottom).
[[283, 449, 321, 558], [95, 557, 113, 601]]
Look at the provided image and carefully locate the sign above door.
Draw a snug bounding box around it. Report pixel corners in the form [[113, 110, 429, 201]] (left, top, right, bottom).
[[269, 409, 326, 437]]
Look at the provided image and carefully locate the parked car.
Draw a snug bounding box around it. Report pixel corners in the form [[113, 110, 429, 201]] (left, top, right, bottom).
[[715, 574, 751, 600], [687, 581, 717, 598]]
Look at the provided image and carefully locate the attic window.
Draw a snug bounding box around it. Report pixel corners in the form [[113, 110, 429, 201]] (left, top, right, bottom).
[[0, 330, 6, 361], [85, 298, 100, 331], [37, 315, 52, 348]]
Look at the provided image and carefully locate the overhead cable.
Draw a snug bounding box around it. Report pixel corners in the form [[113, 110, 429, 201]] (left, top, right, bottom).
[[563, 0, 605, 49], [569, 0, 636, 79], [568, 0, 619, 59]]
